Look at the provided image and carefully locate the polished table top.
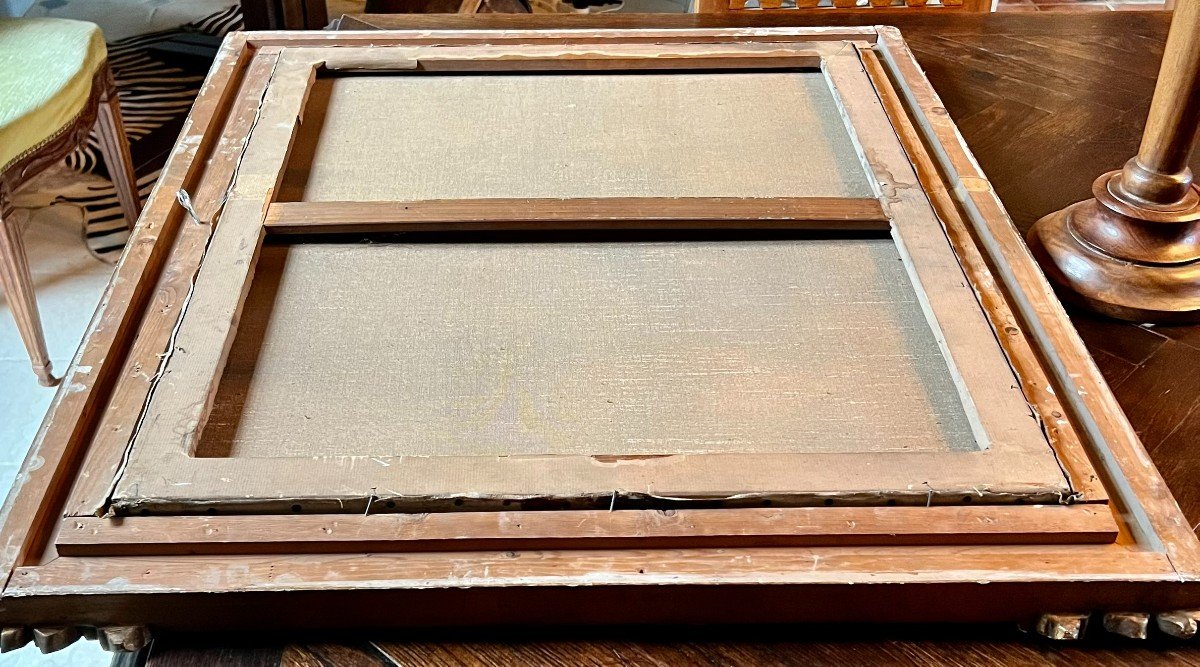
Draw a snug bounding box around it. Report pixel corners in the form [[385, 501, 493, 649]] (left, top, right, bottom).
[[143, 11, 1200, 666]]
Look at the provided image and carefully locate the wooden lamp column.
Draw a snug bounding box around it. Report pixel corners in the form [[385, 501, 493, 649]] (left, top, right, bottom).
[[1028, 1, 1200, 323]]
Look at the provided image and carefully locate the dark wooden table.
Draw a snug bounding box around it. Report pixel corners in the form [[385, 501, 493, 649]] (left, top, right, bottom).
[[239, 0, 328, 30], [142, 11, 1200, 666]]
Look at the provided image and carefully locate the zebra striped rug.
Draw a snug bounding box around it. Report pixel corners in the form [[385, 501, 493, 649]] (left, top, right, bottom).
[[58, 5, 243, 262]]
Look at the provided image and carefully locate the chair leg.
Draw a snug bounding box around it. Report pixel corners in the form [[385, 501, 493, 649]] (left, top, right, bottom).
[[94, 67, 141, 231], [0, 206, 56, 387]]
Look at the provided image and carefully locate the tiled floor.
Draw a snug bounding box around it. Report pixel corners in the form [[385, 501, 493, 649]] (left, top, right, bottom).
[[22, 0, 235, 38], [997, 0, 1168, 10]]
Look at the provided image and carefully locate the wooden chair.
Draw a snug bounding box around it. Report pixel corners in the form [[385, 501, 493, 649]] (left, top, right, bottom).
[[0, 18, 141, 387]]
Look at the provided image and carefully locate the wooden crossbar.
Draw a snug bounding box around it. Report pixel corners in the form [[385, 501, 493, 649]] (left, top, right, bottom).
[[263, 197, 891, 234]]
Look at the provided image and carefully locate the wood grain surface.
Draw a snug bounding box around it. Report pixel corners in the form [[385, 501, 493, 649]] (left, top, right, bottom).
[[263, 197, 891, 232], [58, 505, 1117, 556], [142, 11, 1200, 666]]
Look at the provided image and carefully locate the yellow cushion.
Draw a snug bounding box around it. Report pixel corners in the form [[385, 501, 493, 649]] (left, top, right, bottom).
[[0, 18, 107, 175]]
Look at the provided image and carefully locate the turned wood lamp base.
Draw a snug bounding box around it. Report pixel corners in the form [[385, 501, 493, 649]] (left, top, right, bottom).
[[1028, 168, 1200, 323], [1029, 2, 1200, 323]]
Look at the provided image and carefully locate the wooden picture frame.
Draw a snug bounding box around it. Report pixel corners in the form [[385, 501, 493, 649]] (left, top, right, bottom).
[[98, 40, 1072, 516], [0, 27, 1196, 652]]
